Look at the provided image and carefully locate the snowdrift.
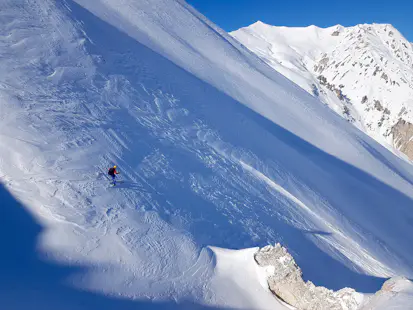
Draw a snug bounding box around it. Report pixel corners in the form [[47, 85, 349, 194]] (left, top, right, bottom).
[[1, 0, 413, 309]]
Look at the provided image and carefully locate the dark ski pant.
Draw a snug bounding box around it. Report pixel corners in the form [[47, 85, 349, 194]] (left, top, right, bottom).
[[110, 174, 116, 185]]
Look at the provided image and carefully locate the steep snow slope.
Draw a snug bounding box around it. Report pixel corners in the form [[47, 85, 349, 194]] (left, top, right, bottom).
[[1, 0, 413, 309], [232, 22, 413, 159]]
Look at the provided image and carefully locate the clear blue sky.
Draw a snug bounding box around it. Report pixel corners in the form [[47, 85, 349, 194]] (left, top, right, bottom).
[[186, 0, 413, 42]]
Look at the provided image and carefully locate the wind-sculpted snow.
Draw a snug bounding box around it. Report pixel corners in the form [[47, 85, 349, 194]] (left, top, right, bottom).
[[1, 0, 413, 309]]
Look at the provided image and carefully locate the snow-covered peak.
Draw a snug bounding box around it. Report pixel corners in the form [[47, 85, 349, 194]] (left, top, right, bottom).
[[232, 22, 413, 160], [236, 22, 411, 65], [242, 21, 342, 54]]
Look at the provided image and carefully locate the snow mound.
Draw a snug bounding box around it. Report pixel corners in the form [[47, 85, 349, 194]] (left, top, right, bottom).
[[255, 244, 363, 309], [361, 276, 413, 309], [205, 247, 289, 309]]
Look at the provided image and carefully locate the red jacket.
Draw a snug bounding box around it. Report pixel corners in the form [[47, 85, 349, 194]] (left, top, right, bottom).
[[108, 167, 119, 176]]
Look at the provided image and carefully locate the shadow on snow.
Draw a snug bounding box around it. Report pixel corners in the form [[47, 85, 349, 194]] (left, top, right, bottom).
[[0, 183, 232, 310]]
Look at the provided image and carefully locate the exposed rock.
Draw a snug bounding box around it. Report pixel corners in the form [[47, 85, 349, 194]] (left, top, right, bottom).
[[374, 100, 383, 111], [318, 75, 327, 85], [373, 66, 381, 76], [317, 76, 347, 101], [317, 57, 330, 73], [335, 89, 343, 100], [343, 105, 351, 117], [391, 119, 413, 160], [399, 107, 407, 117], [255, 244, 362, 310], [311, 84, 319, 97]]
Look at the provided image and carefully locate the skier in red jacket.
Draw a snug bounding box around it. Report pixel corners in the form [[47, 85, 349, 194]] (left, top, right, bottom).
[[108, 165, 119, 186]]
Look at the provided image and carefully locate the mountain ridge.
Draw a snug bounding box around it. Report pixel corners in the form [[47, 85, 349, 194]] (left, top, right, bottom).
[[232, 21, 413, 160]]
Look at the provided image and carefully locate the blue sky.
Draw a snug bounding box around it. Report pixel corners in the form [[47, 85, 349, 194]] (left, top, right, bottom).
[[186, 0, 413, 42]]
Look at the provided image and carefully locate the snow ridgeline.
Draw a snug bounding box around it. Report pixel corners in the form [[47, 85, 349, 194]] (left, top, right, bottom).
[[255, 244, 413, 310]]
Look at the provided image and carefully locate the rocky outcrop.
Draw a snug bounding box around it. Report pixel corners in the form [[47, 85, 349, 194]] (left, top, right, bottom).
[[255, 244, 413, 309], [255, 244, 362, 310], [391, 119, 413, 159]]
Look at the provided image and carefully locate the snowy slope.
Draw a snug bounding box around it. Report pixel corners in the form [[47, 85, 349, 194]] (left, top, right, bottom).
[[360, 277, 413, 309], [232, 22, 413, 159], [1, 0, 413, 309]]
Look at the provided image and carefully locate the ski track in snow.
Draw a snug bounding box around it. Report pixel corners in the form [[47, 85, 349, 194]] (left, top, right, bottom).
[[1, 0, 413, 309]]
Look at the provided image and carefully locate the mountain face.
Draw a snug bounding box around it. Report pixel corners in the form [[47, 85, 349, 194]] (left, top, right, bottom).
[[232, 22, 413, 160], [2, 1, 413, 309]]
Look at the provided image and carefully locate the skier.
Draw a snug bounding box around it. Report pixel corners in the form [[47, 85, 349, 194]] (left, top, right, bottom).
[[108, 165, 120, 186]]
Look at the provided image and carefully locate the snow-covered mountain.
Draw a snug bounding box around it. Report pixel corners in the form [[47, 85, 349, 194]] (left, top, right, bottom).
[[232, 22, 413, 160], [1, 0, 413, 309]]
